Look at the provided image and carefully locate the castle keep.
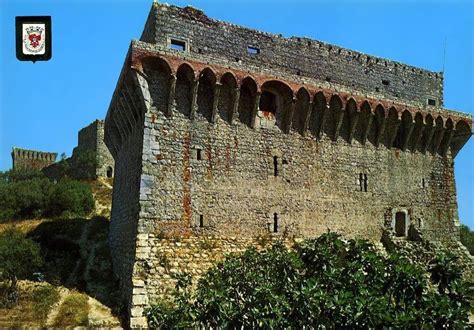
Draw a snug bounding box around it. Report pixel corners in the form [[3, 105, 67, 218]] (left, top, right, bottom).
[[104, 3, 472, 326]]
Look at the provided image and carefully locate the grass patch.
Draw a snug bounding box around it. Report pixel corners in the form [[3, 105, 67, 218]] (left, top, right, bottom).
[[52, 291, 89, 327], [31, 284, 61, 324], [0, 283, 60, 328]]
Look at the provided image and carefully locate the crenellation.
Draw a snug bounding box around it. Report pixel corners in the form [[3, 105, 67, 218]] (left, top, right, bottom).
[[11, 147, 57, 171]]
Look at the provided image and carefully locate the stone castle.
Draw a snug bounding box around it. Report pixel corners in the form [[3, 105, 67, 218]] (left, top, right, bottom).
[[12, 120, 114, 179], [103, 3, 472, 326]]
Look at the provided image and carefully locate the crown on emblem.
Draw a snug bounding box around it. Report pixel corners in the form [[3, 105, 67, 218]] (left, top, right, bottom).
[[26, 26, 43, 35]]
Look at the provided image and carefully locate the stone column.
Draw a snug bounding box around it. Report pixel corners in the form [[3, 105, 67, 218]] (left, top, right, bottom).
[[348, 111, 360, 144], [302, 101, 314, 136], [211, 82, 222, 123], [333, 108, 345, 141], [250, 92, 261, 128], [230, 86, 240, 125], [401, 121, 415, 151], [167, 75, 177, 117], [190, 80, 200, 120]]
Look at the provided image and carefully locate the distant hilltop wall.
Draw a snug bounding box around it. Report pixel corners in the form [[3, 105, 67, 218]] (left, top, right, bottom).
[[42, 120, 115, 180], [11, 147, 57, 171]]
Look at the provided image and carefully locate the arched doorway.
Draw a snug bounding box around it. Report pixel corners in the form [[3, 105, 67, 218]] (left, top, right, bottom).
[[106, 166, 113, 178], [395, 212, 406, 237]]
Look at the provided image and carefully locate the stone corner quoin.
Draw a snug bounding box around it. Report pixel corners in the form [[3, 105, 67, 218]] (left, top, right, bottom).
[[103, 3, 473, 328]]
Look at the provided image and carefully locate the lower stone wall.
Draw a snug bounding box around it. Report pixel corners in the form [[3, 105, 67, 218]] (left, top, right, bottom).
[[129, 234, 294, 327]]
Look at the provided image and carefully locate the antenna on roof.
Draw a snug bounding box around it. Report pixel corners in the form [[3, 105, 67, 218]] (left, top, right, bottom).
[[442, 36, 447, 74]]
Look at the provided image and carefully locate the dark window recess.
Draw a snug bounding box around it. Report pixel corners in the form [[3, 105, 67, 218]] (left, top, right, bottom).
[[427, 98, 437, 106], [247, 46, 260, 54], [197, 148, 203, 161], [199, 215, 204, 228], [359, 173, 368, 192], [325, 77, 331, 82], [282, 159, 288, 165], [259, 91, 277, 114], [375, 87, 380, 92], [273, 156, 279, 177], [273, 213, 279, 233], [382, 79, 390, 86], [106, 166, 113, 178], [170, 39, 186, 51], [422, 178, 426, 188]]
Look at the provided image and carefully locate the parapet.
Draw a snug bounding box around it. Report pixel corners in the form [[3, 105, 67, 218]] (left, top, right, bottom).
[[11, 147, 57, 171], [140, 3, 444, 107]]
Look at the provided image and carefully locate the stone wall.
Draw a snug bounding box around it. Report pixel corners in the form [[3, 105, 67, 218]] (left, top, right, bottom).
[[141, 3, 444, 107], [72, 120, 115, 178], [104, 4, 473, 327], [11, 147, 57, 171]]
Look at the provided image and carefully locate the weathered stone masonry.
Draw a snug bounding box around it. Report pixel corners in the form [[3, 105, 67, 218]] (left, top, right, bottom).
[[11, 147, 57, 171], [104, 3, 472, 327]]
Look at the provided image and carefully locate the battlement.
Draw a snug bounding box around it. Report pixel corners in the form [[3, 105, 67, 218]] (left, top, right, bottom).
[[11, 147, 57, 171], [141, 3, 444, 107]]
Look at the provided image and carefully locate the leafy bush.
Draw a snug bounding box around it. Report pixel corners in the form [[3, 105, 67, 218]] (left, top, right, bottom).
[[0, 229, 43, 307], [31, 284, 61, 323], [146, 233, 470, 328], [49, 180, 94, 217], [460, 224, 474, 255], [0, 170, 94, 221]]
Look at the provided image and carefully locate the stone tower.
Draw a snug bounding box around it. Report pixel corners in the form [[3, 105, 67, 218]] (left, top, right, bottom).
[[104, 3, 472, 326]]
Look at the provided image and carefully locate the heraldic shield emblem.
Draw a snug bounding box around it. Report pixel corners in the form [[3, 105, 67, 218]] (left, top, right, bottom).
[[16, 16, 52, 62]]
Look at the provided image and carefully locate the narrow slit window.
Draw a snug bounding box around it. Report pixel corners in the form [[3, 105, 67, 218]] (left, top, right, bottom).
[[273, 156, 279, 177], [247, 46, 260, 55], [170, 39, 186, 51], [359, 173, 368, 192], [273, 213, 279, 233], [199, 215, 204, 228], [197, 148, 202, 161]]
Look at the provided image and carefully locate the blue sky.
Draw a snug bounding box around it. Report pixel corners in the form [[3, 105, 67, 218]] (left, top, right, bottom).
[[1, 0, 472, 228]]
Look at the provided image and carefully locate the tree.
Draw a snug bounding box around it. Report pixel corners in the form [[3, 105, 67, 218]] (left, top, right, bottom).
[[146, 233, 470, 328], [0, 229, 43, 307]]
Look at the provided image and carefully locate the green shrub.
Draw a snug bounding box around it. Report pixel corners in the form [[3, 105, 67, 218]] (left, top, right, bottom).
[[0, 229, 43, 307], [460, 224, 474, 255], [146, 233, 470, 328], [0, 169, 95, 221], [49, 180, 94, 217]]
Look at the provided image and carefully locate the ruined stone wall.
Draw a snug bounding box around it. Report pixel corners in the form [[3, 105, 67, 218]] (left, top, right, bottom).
[[11, 148, 57, 171], [71, 120, 115, 178], [142, 3, 444, 107]]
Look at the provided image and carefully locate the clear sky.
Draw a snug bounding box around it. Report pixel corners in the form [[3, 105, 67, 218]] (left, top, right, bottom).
[[1, 0, 472, 228]]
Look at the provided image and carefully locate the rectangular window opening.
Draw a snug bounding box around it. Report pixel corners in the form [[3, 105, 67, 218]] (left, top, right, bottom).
[[197, 148, 202, 161], [247, 46, 260, 55], [170, 39, 186, 51], [273, 213, 279, 233], [427, 98, 437, 106], [382, 79, 390, 86], [199, 215, 204, 228]]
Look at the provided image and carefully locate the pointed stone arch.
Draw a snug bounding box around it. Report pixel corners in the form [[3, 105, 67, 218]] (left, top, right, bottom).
[[141, 57, 172, 114], [384, 107, 400, 148], [175, 63, 195, 118], [259, 80, 294, 132], [218, 72, 238, 124], [342, 98, 357, 143], [309, 91, 327, 139], [238, 76, 258, 128], [393, 110, 413, 150], [291, 87, 311, 135], [355, 101, 372, 145], [196, 68, 217, 122], [323, 94, 343, 140], [450, 120, 472, 158]]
